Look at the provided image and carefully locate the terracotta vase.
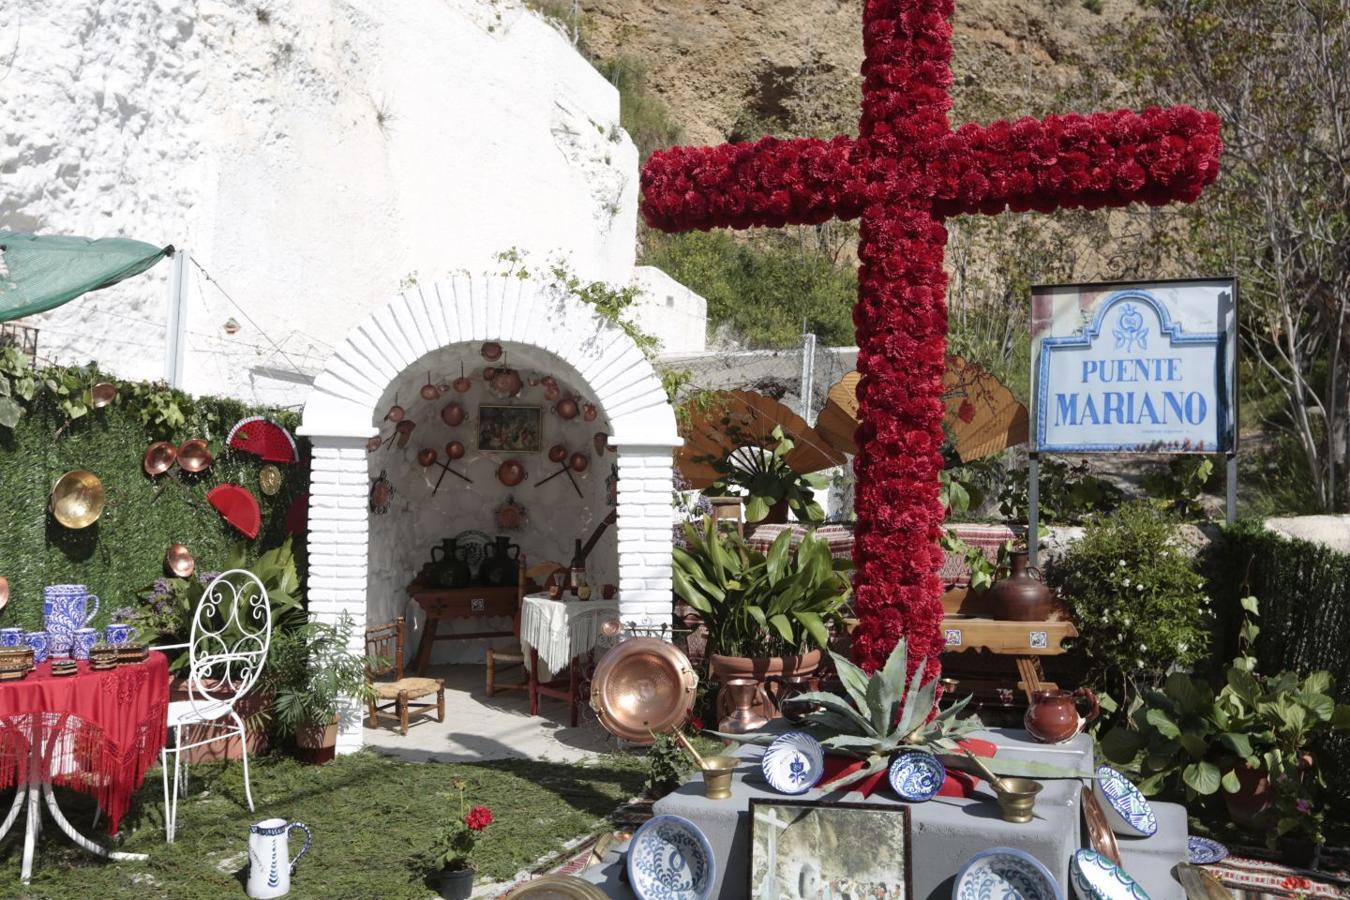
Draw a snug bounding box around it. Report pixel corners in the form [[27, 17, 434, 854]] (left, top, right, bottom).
[[710, 650, 822, 720], [989, 550, 1054, 621], [1024, 688, 1099, 743]]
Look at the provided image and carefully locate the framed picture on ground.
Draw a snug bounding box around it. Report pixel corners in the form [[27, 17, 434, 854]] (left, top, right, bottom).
[[477, 405, 543, 452], [748, 799, 912, 899]]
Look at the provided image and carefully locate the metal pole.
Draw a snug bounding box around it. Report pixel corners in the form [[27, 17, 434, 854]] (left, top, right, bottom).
[[163, 249, 188, 388], [1225, 452, 1237, 524], [798, 332, 817, 422], [1028, 453, 1041, 566]]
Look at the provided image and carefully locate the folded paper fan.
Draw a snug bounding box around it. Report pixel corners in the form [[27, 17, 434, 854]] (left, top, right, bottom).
[[226, 416, 299, 463], [208, 484, 261, 539]]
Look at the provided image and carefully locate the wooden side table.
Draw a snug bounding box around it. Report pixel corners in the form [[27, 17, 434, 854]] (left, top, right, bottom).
[[406, 581, 516, 676]]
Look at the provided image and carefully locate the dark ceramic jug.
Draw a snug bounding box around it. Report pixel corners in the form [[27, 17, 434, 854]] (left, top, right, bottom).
[[1024, 688, 1099, 743], [479, 536, 521, 587], [429, 539, 470, 589], [989, 550, 1054, 621]]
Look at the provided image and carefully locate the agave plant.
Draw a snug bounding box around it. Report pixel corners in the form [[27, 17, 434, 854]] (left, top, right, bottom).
[[717, 638, 1092, 787]]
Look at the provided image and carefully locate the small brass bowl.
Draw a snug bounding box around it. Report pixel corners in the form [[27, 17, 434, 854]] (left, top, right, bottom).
[[701, 755, 738, 800], [50, 470, 107, 529], [177, 439, 213, 473], [993, 777, 1043, 824]]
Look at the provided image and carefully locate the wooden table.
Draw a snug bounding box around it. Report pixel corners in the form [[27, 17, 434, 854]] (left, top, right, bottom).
[[407, 582, 516, 676], [520, 594, 619, 727], [940, 615, 1078, 703]]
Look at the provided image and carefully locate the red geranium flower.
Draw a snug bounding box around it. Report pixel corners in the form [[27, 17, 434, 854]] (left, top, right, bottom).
[[464, 805, 494, 831]]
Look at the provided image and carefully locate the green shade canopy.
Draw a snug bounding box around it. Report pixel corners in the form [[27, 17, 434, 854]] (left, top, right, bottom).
[[0, 231, 172, 323]]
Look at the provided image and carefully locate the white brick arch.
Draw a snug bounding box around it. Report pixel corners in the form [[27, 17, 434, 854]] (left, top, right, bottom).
[[298, 275, 681, 753]]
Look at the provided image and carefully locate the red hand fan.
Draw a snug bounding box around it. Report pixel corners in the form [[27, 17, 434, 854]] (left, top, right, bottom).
[[226, 416, 299, 464], [208, 484, 261, 539]]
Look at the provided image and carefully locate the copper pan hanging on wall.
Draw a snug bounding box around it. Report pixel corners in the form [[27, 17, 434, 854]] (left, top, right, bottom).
[[143, 441, 178, 477], [165, 543, 196, 578], [89, 382, 118, 409], [589, 637, 698, 745], [50, 470, 107, 530], [177, 439, 213, 473]]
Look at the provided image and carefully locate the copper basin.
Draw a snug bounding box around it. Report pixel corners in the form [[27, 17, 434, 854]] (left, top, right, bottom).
[[50, 470, 106, 529], [165, 543, 196, 578], [143, 441, 177, 476], [589, 638, 697, 744], [177, 439, 213, 473]]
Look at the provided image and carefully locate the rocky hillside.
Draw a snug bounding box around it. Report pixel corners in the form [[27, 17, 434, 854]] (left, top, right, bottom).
[[580, 0, 1143, 147]]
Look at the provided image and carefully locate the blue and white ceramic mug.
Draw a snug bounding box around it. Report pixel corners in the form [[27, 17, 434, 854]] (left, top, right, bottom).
[[0, 628, 24, 648], [73, 627, 98, 661], [105, 623, 140, 646], [24, 631, 47, 664]]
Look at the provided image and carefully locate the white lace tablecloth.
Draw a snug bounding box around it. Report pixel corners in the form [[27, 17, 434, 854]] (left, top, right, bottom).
[[520, 593, 620, 677]]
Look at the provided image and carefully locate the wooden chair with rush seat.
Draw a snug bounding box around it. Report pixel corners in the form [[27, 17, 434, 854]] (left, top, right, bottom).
[[485, 557, 566, 697], [364, 617, 445, 735]]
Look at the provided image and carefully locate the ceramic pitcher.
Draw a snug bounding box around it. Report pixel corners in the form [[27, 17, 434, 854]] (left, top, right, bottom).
[[247, 818, 312, 899], [42, 584, 99, 645]]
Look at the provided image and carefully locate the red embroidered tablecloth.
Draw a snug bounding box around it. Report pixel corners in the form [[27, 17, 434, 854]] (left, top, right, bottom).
[[0, 653, 169, 833]]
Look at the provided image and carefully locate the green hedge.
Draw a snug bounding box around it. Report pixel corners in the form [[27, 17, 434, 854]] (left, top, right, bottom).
[[0, 383, 307, 634]]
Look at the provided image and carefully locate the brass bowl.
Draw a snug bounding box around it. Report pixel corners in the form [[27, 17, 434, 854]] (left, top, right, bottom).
[[50, 470, 106, 529], [993, 777, 1043, 824], [90, 382, 118, 409], [165, 543, 195, 578], [701, 755, 738, 800], [506, 874, 608, 899], [177, 439, 213, 473], [143, 441, 177, 476], [589, 638, 698, 744]]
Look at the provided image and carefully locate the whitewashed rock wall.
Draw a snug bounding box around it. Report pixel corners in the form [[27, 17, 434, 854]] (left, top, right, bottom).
[[0, 0, 638, 407]]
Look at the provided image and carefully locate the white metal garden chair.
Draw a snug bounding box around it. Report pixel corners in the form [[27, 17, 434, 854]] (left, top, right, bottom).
[[157, 569, 271, 843]]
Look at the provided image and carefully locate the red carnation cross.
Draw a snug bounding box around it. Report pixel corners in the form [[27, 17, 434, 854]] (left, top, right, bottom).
[[642, 0, 1222, 678]]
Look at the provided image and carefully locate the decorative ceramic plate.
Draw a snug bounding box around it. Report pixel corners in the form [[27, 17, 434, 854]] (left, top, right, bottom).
[[1070, 849, 1151, 900], [889, 749, 946, 802], [1095, 766, 1158, 837], [953, 847, 1063, 900], [627, 815, 715, 900], [506, 873, 609, 899], [761, 731, 824, 795], [1187, 836, 1229, 866]]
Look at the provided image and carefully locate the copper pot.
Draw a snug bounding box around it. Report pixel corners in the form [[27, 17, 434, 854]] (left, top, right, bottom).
[[492, 369, 523, 397], [548, 444, 568, 464], [384, 402, 405, 423], [366, 435, 383, 453], [541, 375, 558, 389], [445, 441, 465, 460], [990, 550, 1054, 621], [143, 441, 178, 476], [419, 377, 441, 401], [569, 452, 589, 473], [452, 375, 473, 393], [544, 384, 561, 402], [440, 402, 465, 427], [496, 502, 524, 530], [1024, 688, 1099, 743], [497, 459, 526, 487], [417, 448, 438, 467], [556, 397, 579, 420], [90, 382, 118, 409], [480, 341, 503, 361], [582, 403, 598, 422], [165, 543, 195, 578], [50, 470, 106, 529], [483, 366, 497, 381], [177, 439, 213, 473]]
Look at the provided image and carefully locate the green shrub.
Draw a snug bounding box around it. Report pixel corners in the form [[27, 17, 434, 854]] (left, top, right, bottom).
[[1050, 502, 1210, 702], [997, 457, 1123, 525]]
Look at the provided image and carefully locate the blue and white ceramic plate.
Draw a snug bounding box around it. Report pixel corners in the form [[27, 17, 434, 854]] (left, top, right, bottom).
[[760, 730, 824, 795], [888, 749, 946, 802], [1095, 766, 1158, 837], [953, 847, 1063, 900], [1187, 836, 1229, 866], [1070, 849, 1151, 900], [626, 814, 716, 900]]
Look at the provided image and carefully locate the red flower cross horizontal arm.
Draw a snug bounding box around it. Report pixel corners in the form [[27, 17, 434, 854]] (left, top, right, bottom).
[[642, 0, 1222, 679]]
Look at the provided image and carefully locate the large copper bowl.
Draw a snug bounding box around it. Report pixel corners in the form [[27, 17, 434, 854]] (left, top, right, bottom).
[[177, 439, 213, 473], [590, 638, 697, 744], [143, 441, 177, 476], [50, 470, 106, 529]]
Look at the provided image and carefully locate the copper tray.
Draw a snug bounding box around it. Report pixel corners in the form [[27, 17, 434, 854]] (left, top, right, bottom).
[[1082, 784, 1122, 866], [589, 637, 697, 745]]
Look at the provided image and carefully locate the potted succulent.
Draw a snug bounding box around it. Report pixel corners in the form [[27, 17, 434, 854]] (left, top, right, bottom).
[[428, 780, 494, 899], [1100, 597, 1350, 854], [265, 614, 380, 764], [673, 517, 851, 716], [701, 425, 828, 524]]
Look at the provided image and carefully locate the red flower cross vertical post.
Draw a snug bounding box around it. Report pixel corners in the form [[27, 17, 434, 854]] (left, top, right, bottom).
[[641, 0, 1222, 679]]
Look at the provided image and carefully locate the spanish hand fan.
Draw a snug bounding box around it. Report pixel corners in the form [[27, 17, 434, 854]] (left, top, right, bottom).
[[226, 416, 299, 463], [208, 484, 261, 539]]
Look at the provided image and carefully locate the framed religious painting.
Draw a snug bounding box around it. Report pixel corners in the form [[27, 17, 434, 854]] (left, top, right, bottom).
[[477, 405, 543, 453], [748, 799, 912, 899]]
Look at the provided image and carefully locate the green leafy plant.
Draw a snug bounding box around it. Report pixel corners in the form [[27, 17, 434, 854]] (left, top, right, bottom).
[[719, 639, 1092, 787], [264, 613, 380, 735], [998, 457, 1123, 525], [1101, 597, 1350, 846], [700, 425, 829, 524], [429, 780, 494, 872], [1141, 455, 1217, 519], [1049, 501, 1209, 701], [672, 517, 852, 658], [939, 469, 1000, 591]]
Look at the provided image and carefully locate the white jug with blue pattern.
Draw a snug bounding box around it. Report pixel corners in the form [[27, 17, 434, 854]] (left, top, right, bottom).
[[247, 818, 312, 899]]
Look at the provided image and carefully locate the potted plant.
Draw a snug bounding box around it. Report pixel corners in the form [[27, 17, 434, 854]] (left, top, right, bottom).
[[701, 425, 829, 524], [673, 517, 851, 714], [265, 613, 380, 764], [428, 780, 494, 899], [1100, 597, 1350, 855]]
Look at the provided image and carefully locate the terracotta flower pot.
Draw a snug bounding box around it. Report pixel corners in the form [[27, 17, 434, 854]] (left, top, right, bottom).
[[295, 717, 339, 765], [710, 650, 822, 720]]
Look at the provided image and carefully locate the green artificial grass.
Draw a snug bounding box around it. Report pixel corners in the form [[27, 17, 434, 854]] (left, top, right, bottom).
[[3, 750, 646, 899]]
